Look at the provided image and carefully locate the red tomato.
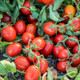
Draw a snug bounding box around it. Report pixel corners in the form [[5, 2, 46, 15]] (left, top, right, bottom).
[[42, 0, 53, 5], [70, 55, 80, 67], [32, 37, 45, 51], [43, 21, 58, 36], [25, 65, 40, 80], [26, 24, 37, 35], [14, 20, 26, 35], [58, 23, 67, 34], [54, 34, 64, 44], [35, 59, 48, 75], [58, 49, 68, 59], [6, 43, 22, 57], [47, 0, 55, 6], [40, 41, 53, 56], [53, 45, 64, 58], [21, 1, 31, 15], [1, 25, 16, 42], [66, 36, 78, 47], [22, 32, 35, 44], [64, 5, 76, 17], [15, 56, 30, 71], [27, 15, 37, 23], [1, 13, 11, 23], [70, 18, 80, 31], [28, 51, 40, 63], [57, 60, 68, 72], [50, 37, 54, 43], [38, 0, 43, 3]]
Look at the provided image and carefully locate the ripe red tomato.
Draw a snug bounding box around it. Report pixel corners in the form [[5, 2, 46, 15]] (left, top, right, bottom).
[[1, 13, 11, 23], [70, 18, 80, 31], [57, 60, 68, 72], [14, 20, 26, 35], [15, 56, 30, 70], [50, 37, 54, 43], [40, 41, 53, 56], [58, 49, 68, 59], [25, 65, 40, 80], [70, 55, 80, 67], [42, 0, 53, 5], [6, 43, 22, 57], [66, 36, 78, 47], [26, 24, 37, 35], [21, 1, 31, 15], [43, 21, 58, 36], [28, 51, 40, 63], [58, 23, 67, 34], [1, 25, 16, 42], [47, 0, 55, 6], [53, 45, 64, 58], [35, 59, 48, 75], [54, 34, 64, 44], [32, 37, 45, 51], [22, 32, 35, 44], [38, 0, 43, 3], [64, 5, 76, 17], [27, 15, 37, 23]]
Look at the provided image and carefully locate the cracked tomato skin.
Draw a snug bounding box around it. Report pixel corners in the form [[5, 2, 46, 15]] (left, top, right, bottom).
[[42, 0, 53, 5], [43, 21, 58, 36], [21, 1, 31, 15], [6, 43, 22, 57], [1, 25, 16, 42], [15, 56, 30, 71], [25, 65, 40, 80], [14, 20, 26, 35]]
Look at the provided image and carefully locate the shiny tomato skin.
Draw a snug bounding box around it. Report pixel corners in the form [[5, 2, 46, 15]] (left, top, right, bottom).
[[43, 21, 58, 36], [28, 51, 40, 63], [53, 46, 64, 58], [66, 36, 78, 47], [54, 34, 64, 44], [1, 26, 16, 42], [32, 37, 46, 51], [22, 32, 35, 44], [57, 60, 68, 72], [25, 65, 40, 80], [40, 41, 53, 56], [58, 49, 68, 59], [42, 0, 53, 5], [21, 1, 31, 15], [6, 43, 22, 57], [70, 18, 80, 31], [26, 24, 37, 35], [27, 15, 37, 23], [1, 13, 11, 23], [38, 0, 43, 3], [14, 20, 26, 35], [15, 56, 30, 71], [64, 5, 76, 17]]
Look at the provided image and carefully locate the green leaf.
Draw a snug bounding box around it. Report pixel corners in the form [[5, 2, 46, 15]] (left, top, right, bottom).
[[66, 29, 73, 36], [4, 76, 8, 80], [0, 13, 3, 22], [31, 11, 39, 18], [75, 73, 80, 80]]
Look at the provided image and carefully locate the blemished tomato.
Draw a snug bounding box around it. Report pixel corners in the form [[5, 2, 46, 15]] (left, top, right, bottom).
[[25, 65, 40, 80], [66, 36, 78, 47], [53, 45, 64, 58], [70, 18, 80, 31], [27, 15, 37, 23], [43, 21, 58, 36], [22, 32, 35, 44], [6, 43, 22, 57], [14, 20, 26, 35], [42, 0, 53, 5], [35, 59, 48, 75], [57, 60, 68, 72], [54, 34, 64, 44], [58, 23, 67, 34], [38, 0, 43, 3], [15, 56, 30, 71], [70, 55, 80, 67], [32, 37, 45, 51], [40, 41, 53, 56], [1, 13, 11, 23], [1, 25, 16, 42], [64, 5, 76, 17], [21, 1, 31, 15], [26, 24, 37, 35], [28, 51, 40, 63], [58, 49, 68, 59]]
